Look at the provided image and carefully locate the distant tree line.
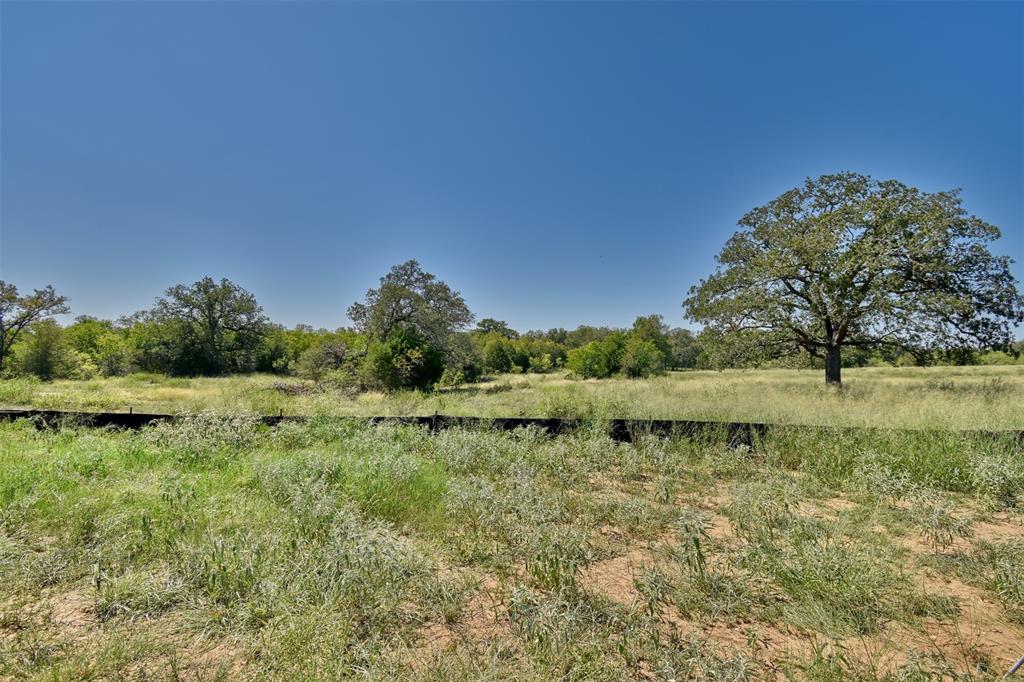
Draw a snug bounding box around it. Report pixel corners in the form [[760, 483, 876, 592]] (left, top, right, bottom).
[[0, 262, 706, 388], [5, 173, 1020, 388], [2, 259, 1020, 391]]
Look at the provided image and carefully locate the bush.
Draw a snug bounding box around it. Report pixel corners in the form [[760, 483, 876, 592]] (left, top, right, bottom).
[[481, 334, 516, 373], [978, 350, 1023, 366], [567, 332, 667, 379], [566, 333, 626, 379], [444, 332, 484, 383], [528, 353, 554, 373], [10, 320, 85, 380], [476, 333, 565, 375], [0, 376, 40, 405], [436, 367, 466, 388], [296, 340, 355, 381], [619, 336, 667, 378], [94, 332, 135, 376], [361, 326, 444, 391]]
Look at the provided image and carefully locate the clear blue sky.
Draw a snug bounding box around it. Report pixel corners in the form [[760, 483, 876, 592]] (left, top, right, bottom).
[[2, 1, 1021, 332]]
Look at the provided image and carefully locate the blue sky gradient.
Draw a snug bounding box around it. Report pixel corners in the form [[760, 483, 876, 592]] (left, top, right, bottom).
[[2, 1, 1021, 331]]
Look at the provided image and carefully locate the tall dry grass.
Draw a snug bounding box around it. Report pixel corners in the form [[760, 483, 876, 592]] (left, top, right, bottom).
[[3, 364, 1023, 429]]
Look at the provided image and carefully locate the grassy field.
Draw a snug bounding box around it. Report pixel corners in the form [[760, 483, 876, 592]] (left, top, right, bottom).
[[2, 365, 1024, 430], [1, 414, 1023, 680]]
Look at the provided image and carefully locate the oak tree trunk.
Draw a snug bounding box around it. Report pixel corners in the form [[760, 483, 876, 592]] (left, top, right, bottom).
[[825, 346, 842, 385]]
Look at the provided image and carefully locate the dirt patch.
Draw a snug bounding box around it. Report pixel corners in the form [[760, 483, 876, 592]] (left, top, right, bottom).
[[909, 571, 1024, 671], [807, 567, 1024, 675], [973, 516, 1022, 544], [410, 620, 458, 666], [459, 575, 508, 640], [676, 486, 735, 541], [703, 620, 812, 662], [47, 590, 96, 630], [651, 611, 814, 680], [706, 513, 734, 541], [895, 512, 1021, 557], [579, 551, 652, 606], [824, 497, 858, 513], [408, 574, 511, 670], [681, 484, 731, 510], [587, 472, 633, 501], [10, 593, 249, 680], [116, 633, 248, 680], [180, 640, 248, 679], [798, 497, 859, 518], [896, 527, 974, 555]]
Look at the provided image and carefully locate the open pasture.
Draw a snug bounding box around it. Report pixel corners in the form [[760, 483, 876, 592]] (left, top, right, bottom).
[[2, 365, 1023, 430], [1, 414, 1023, 680]]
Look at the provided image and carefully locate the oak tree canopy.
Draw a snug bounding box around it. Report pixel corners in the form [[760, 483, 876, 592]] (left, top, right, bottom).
[[684, 172, 1023, 384]]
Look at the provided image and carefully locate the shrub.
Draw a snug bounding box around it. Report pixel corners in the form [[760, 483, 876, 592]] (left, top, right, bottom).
[[436, 367, 466, 388], [361, 327, 444, 391], [9, 320, 83, 380], [969, 448, 1024, 508], [0, 376, 39, 405], [619, 336, 667, 378], [526, 527, 593, 592], [566, 333, 626, 379], [565, 328, 667, 379], [93, 332, 135, 376], [528, 353, 554, 373], [481, 334, 516, 373], [296, 340, 356, 381], [907, 490, 973, 550], [443, 331, 484, 383], [142, 411, 261, 464], [978, 350, 1022, 365]]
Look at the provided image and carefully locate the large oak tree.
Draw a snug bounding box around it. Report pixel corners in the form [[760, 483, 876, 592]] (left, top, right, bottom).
[[143, 277, 268, 375], [348, 260, 474, 390], [348, 260, 473, 350], [684, 172, 1023, 384]]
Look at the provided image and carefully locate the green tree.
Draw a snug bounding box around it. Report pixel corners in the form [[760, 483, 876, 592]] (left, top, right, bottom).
[[475, 318, 519, 339], [64, 316, 113, 356], [685, 172, 1023, 384], [517, 336, 566, 372], [480, 333, 516, 373], [144, 277, 268, 375], [93, 330, 135, 376], [666, 328, 700, 369], [620, 336, 667, 378], [121, 314, 180, 374], [630, 315, 672, 358], [564, 325, 616, 348], [444, 332, 484, 383], [349, 261, 473, 388], [348, 260, 473, 351], [65, 316, 135, 376], [0, 281, 70, 374], [567, 333, 627, 379], [296, 335, 360, 382], [11, 320, 91, 380]]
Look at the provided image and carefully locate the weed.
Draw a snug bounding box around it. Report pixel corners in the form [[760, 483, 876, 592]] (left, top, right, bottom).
[[526, 527, 593, 593], [634, 565, 673, 617], [908, 491, 973, 551], [674, 508, 711, 580]]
